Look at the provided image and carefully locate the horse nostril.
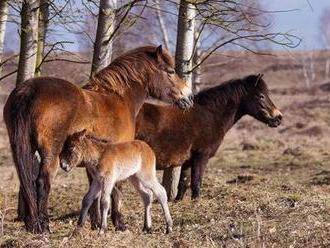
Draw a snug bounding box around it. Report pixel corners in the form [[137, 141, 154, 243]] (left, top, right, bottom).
[[277, 115, 283, 121]]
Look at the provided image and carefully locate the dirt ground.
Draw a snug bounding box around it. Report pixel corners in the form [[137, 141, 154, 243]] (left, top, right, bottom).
[[0, 51, 329, 247]]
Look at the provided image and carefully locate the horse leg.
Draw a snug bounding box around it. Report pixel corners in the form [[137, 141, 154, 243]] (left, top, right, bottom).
[[191, 154, 208, 200], [175, 160, 192, 201], [110, 183, 127, 231], [99, 179, 115, 235], [86, 170, 101, 229], [129, 176, 153, 233], [78, 180, 102, 227], [36, 154, 59, 232], [141, 175, 172, 234]]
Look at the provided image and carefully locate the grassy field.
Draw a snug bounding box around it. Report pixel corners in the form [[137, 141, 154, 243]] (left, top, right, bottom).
[[0, 51, 329, 247]]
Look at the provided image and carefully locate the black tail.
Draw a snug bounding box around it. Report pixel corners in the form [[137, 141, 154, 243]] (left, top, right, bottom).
[[3, 81, 41, 232]]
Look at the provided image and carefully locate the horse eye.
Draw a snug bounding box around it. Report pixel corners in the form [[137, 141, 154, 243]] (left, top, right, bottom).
[[259, 94, 265, 100], [167, 69, 175, 75]]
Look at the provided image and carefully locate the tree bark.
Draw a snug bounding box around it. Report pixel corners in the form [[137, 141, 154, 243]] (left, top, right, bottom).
[[193, 29, 201, 92], [90, 0, 117, 77], [162, 0, 195, 200], [0, 0, 8, 77], [16, 0, 40, 85], [35, 0, 49, 76]]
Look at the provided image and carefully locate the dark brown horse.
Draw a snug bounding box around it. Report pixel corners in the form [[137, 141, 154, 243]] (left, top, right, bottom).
[[3, 45, 193, 233], [136, 74, 282, 200]]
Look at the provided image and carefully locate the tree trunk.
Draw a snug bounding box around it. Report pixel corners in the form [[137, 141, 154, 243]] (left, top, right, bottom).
[[90, 0, 117, 77], [16, 0, 40, 85], [35, 0, 49, 76], [162, 0, 195, 200], [193, 29, 201, 92], [155, 0, 169, 50], [0, 0, 8, 77]]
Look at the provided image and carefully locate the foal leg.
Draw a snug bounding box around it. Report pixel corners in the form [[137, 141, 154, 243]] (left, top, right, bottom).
[[110, 183, 127, 231], [86, 170, 101, 229], [129, 176, 153, 233], [78, 180, 102, 228], [140, 174, 172, 234], [175, 160, 192, 201], [99, 179, 115, 235]]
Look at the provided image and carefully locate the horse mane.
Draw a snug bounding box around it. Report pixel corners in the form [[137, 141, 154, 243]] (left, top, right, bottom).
[[83, 46, 174, 95], [85, 134, 110, 145], [194, 74, 268, 108]]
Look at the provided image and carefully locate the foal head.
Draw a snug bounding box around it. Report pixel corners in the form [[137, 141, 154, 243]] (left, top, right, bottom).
[[241, 74, 282, 127], [60, 130, 90, 172]]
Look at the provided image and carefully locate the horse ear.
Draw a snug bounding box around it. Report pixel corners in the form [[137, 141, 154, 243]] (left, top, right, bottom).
[[156, 45, 163, 58], [255, 73, 263, 87]]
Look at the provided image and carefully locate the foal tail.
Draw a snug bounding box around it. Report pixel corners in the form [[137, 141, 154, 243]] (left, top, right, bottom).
[[3, 81, 40, 231]]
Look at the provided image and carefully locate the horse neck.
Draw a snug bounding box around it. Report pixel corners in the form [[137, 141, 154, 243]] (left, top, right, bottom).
[[121, 83, 147, 118], [197, 86, 246, 134], [81, 139, 107, 163], [84, 66, 151, 118]]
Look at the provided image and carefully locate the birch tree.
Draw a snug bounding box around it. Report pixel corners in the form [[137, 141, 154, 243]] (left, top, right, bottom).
[[90, 0, 117, 76], [0, 0, 8, 76], [16, 0, 40, 85], [155, 0, 169, 50], [35, 0, 49, 76], [162, 0, 196, 200]]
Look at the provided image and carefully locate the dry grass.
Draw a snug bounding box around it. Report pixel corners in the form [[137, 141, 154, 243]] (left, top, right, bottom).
[[0, 51, 330, 247]]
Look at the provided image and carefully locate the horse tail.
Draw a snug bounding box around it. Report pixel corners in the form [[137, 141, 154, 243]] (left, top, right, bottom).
[[3, 81, 40, 232]]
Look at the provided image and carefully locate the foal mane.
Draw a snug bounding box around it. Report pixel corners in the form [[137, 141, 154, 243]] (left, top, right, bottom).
[[85, 134, 110, 145], [194, 74, 268, 108], [83, 46, 173, 95]]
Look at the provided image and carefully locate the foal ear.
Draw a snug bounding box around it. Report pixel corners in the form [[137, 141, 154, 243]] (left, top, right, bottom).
[[76, 129, 87, 139]]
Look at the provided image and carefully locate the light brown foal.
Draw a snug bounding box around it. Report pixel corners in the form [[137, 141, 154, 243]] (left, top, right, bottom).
[[59, 130, 172, 234]]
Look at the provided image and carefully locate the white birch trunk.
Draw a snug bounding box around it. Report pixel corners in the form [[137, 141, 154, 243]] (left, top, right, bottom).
[[35, 0, 49, 76], [16, 0, 39, 85], [0, 0, 8, 76], [90, 0, 117, 77], [193, 30, 201, 92], [162, 0, 195, 200], [155, 0, 169, 50]]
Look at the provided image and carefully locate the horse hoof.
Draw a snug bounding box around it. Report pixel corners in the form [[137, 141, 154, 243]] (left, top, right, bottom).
[[98, 229, 106, 235], [165, 226, 172, 234], [142, 226, 152, 234], [90, 221, 101, 230], [115, 223, 128, 232]]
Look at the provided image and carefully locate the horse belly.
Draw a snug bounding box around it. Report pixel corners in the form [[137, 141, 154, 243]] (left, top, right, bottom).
[[114, 155, 142, 181]]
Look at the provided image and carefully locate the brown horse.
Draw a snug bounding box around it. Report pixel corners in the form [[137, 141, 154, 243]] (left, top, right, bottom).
[[136, 74, 282, 200], [3, 45, 192, 233], [59, 130, 172, 234]]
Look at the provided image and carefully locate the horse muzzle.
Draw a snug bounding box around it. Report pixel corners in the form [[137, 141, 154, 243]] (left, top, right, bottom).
[[60, 161, 72, 172], [267, 114, 282, 128], [175, 96, 194, 109]]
